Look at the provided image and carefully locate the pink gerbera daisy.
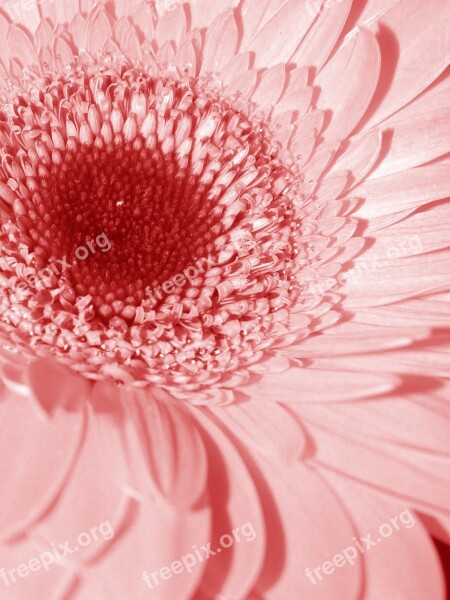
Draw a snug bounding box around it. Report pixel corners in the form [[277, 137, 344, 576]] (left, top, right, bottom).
[[0, 0, 449, 598]]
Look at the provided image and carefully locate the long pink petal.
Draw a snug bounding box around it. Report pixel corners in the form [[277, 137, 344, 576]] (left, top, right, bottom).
[[316, 27, 381, 140]]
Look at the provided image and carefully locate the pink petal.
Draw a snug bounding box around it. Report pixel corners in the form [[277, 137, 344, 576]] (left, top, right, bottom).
[[123, 387, 209, 509], [85, 4, 113, 55], [298, 396, 450, 455], [242, 367, 399, 403], [194, 410, 266, 599], [316, 27, 381, 140], [354, 164, 450, 227], [71, 498, 211, 600], [155, 3, 186, 48], [359, 202, 450, 258], [35, 19, 53, 51], [341, 252, 450, 308], [243, 0, 320, 68], [353, 295, 450, 329], [0, 388, 85, 541], [369, 107, 450, 178], [328, 129, 383, 190], [303, 140, 341, 183], [0, 534, 75, 599], [114, 0, 145, 20], [10, 1, 41, 33], [200, 10, 239, 75], [129, 2, 154, 40], [53, 0, 79, 26], [189, 0, 240, 30], [8, 25, 37, 67], [174, 38, 198, 77], [251, 458, 362, 599], [208, 398, 305, 462], [31, 381, 134, 565], [273, 69, 312, 117], [292, 324, 429, 358], [27, 358, 90, 415], [251, 64, 286, 108], [302, 413, 450, 517], [219, 51, 251, 85], [226, 67, 259, 100], [319, 471, 446, 600], [293, 0, 352, 72], [310, 343, 450, 380], [360, 0, 450, 129]]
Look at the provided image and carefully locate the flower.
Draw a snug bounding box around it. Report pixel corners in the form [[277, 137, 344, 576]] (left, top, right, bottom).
[[0, 0, 449, 598]]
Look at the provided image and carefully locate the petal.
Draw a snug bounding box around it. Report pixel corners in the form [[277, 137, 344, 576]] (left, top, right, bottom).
[[353, 297, 450, 329], [340, 246, 450, 307], [193, 409, 266, 599], [369, 107, 450, 179], [0, 388, 86, 541], [31, 382, 134, 565], [226, 67, 258, 100], [309, 342, 450, 380], [72, 498, 211, 600], [318, 471, 446, 600], [219, 51, 251, 85], [357, 202, 450, 259], [174, 38, 198, 76], [251, 64, 286, 108], [8, 1, 40, 33], [293, 0, 353, 71], [298, 396, 450, 455], [154, 3, 186, 48], [250, 458, 362, 599], [316, 27, 381, 140], [273, 68, 312, 117], [35, 19, 53, 51], [328, 129, 383, 190], [241, 367, 400, 403], [354, 164, 450, 227], [360, 0, 450, 129], [243, 0, 320, 68], [129, 1, 154, 40], [85, 4, 113, 55], [208, 398, 306, 462], [123, 387, 208, 509], [8, 25, 37, 67], [53, 0, 80, 26], [292, 323, 429, 358], [0, 534, 75, 599], [301, 414, 450, 517], [303, 140, 341, 183], [27, 357, 90, 414], [200, 9, 239, 75], [189, 0, 240, 30]]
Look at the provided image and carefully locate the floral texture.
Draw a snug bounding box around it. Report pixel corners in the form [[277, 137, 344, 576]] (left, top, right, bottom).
[[0, 0, 449, 598]]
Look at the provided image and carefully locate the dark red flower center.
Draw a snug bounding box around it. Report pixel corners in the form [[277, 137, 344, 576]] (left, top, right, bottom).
[[34, 139, 225, 319]]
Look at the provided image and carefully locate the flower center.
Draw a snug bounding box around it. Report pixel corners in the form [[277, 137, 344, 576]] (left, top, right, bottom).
[[35, 137, 224, 318], [0, 63, 308, 394]]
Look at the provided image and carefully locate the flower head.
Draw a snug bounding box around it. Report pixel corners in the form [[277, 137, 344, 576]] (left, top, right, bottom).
[[0, 0, 449, 598]]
